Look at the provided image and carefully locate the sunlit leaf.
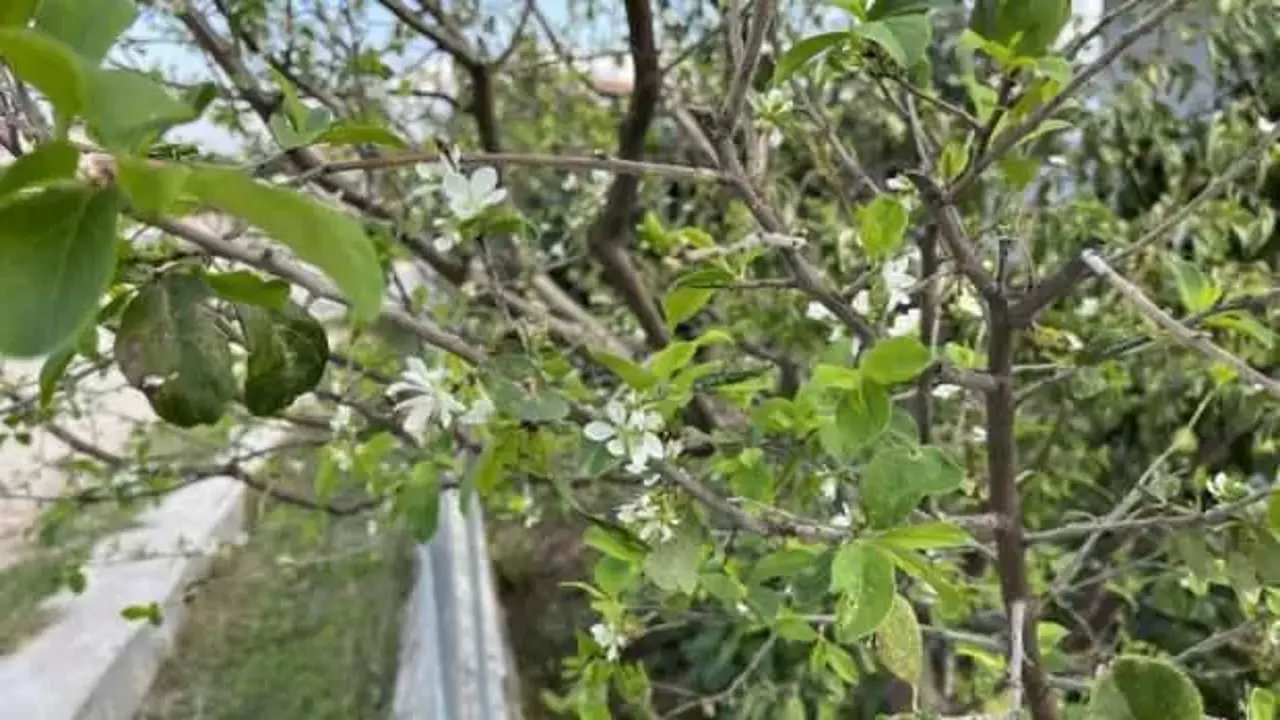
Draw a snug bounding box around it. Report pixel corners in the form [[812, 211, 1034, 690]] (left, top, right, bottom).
[[185, 165, 384, 320], [0, 184, 119, 356], [875, 594, 922, 686], [1089, 655, 1203, 720]]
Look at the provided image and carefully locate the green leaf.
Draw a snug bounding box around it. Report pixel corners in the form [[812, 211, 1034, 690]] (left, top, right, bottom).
[[1269, 493, 1280, 535], [867, 0, 955, 20], [663, 287, 714, 329], [853, 14, 932, 68], [644, 530, 702, 594], [185, 165, 384, 320], [87, 69, 194, 150], [1249, 688, 1277, 720], [514, 391, 570, 422], [0, 28, 89, 116], [38, 344, 75, 409], [876, 522, 972, 550], [998, 153, 1040, 190], [673, 265, 735, 289], [882, 545, 962, 607], [861, 336, 931, 384], [773, 32, 849, 83], [775, 614, 819, 643], [973, 0, 1071, 57], [35, 0, 135, 63], [316, 123, 407, 148], [752, 548, 819, 584], [114, 274, 236, 426], [115, 155, 190, 217], [1165, 256, 1221, 313], [207, 271, 290, 310], [589, 349, 658, 390], [1205, 310, 1275, 349], [584, 524, 646, 565], [819, 377, 891, 459], [830, 541, 895, 640], [1008, 118, 1072, 150], [400, 462, 441, 541], [861, 446, 963, 527], [940, 138, 969, 181], [120, 601, 163, 626], [237, 301, 328, 416], [0, 0, 40, 27], [1089, 655, 1204, 720], [649, 341, 697, 380], [0, 140, 78, 197], [857, 195, 909, 258], [875, 594, 922, 686], [0, 185, 119, 357]]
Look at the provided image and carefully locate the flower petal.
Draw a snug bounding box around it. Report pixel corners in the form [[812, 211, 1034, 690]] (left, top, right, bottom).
[[606, 438, 626, 457], [583, 421, 616, 441], [470, 166, 498, 196], [441, 171, 469, 203], [605, 400, 627, 425]]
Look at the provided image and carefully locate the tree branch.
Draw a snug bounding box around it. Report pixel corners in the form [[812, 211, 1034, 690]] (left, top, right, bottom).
[[1081, 250, 1280, 400]]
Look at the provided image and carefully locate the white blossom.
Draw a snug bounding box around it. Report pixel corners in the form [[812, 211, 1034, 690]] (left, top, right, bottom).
[[885, 175, 911, 192], [1260, 116, 1277, 134], [932, 383, 962, 400], [590, 622, 627, 661], [387, 357, 466, 436], [432, 228, 462, 253], [887, 307, 920, 337], [970, 426, 988, 443], [806, 301, 836, 322], [615, 491, 679, 543], [1077, 297, 1100, 318], [852, 290, 871, 315], [831, 503, 854, 529], [441, 166, 507, 221], [1207, 471, 1245, 500], [883, 254, 915, 308], [583, 394, 667, 473], [329, 405, 354, 435]]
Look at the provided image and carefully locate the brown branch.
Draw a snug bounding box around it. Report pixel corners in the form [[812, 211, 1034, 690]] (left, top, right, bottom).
[[1009, 253, 1090, 327], [297, 150, 732, 185], [906, 171, 1001, 300], [1082, 250, 1280, 400], [719, 0, 774, 130], [985, 305, 1059, 720], [376, 0, 479, 68], [149, 215, 487, 365], [586, 0, 670, 349]]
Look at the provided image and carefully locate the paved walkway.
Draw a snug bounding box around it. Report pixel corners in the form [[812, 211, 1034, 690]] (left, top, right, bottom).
[[0, 359, 151, 570]]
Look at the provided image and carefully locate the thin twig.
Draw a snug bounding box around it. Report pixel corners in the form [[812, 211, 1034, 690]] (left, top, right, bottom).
[[720, 0, 774, 129], [292, 150, 733, 185], [1082, 250, 1280, 399], [1029, 486, 1278, 543]]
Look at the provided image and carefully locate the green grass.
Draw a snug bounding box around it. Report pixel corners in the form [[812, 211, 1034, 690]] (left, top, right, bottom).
[[0, 502, 136, 654], [138, 504, 412, 720]]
